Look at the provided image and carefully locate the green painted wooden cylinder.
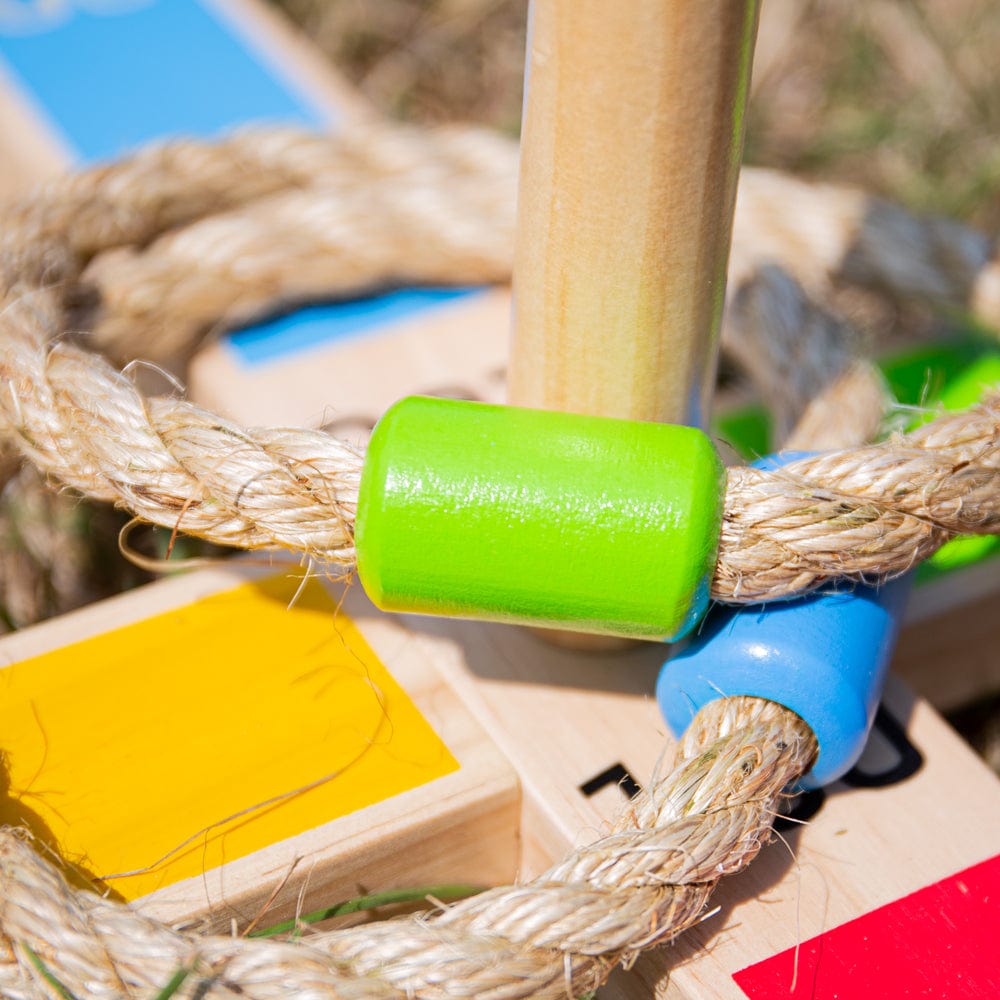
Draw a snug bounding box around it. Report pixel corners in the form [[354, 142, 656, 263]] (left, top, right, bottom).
[[355, 396, 726, 640]]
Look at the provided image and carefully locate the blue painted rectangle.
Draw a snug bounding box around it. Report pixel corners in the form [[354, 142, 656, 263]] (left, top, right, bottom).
[[0, 0, 487, 363], [227, 287, 484, 366], [0, 0, 328, 162]]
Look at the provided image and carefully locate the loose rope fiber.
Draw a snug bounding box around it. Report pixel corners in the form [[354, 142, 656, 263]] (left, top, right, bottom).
[[0, 122, 998, 997], [0, 697, 816, 1000]]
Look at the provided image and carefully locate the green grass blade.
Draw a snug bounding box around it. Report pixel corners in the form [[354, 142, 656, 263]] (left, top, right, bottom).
[[152, 966, 191, 1000], [250, 883, 485, 938], [21, 943, 80, 1000]]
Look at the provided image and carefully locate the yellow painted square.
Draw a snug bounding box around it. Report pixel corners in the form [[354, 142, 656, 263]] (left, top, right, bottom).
[[0, 573, 458, 900]]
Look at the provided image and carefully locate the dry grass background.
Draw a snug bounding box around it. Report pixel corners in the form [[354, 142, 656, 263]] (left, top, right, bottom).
[[1, 0, 998, 764], [277, 0, 1000, 230]]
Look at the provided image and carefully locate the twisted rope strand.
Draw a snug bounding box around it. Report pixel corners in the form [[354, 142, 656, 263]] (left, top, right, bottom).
[[1, 698, 816, 1000], [0, 287, 363, 564], [83, 176, 516, 365], [4, 124, 512, 271], [77, 126, 519, 365], [0, 129, 344, 292], [724, 265, 863, 443], [45, 130, 999, 365], [717, 392, 1000, 600], [2, 281, 996, 595]]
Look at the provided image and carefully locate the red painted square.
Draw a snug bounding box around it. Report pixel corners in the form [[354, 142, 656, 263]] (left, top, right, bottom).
[[734, 853, 1000, 998]]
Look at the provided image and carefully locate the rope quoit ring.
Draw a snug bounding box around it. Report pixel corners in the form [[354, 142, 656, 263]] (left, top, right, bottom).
[[0, 698, 815, 999], [1, 125, 996, 606], [3, 283, 997, 604], [0, 124, 998, 998]]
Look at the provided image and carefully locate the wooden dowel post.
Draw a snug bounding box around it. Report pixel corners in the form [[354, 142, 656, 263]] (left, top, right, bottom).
[[509, 0, 760, 428], [509, 0, 759, 649]]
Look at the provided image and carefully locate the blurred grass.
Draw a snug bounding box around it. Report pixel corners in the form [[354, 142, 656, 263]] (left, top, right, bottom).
[[278, 0, 527, 133], [276, 0, 1000, 229], [747, 0, 1000, 231]]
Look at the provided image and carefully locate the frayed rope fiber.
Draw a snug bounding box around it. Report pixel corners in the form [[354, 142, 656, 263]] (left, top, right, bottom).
[[0, 123, 997, 998]]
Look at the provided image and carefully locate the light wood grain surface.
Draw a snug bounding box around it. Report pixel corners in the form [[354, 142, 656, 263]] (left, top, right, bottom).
[[508, 0, 759, 428]]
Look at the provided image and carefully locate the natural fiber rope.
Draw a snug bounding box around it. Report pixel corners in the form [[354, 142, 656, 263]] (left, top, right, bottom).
[[52, 127, 1000, 376], [0, 696, 816, 1000], [718, 394, 1000, 599], [1, 123, 999, 597], [724, 264, 862, 443], [2, 125, 997, 437], [781, 359, 890, 453], [1, 124, 514, 278], [0, 124, 995, 609], [2, 277, 996, 598], [0, 122, 997, 996], [75, 124, 519, 366]]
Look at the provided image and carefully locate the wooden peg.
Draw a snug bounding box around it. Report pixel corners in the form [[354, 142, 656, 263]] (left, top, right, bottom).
[[508, 0, 760, 427], [508, 0, 759, 648]]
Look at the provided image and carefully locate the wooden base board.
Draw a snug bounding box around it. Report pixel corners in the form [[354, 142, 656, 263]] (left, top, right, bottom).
[[190, 285, 511, 432], [0, 557, 996, 992], [0, 563, 520, 934], [899, 556, 1000, 710], [409, 621, 1000, 999]]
